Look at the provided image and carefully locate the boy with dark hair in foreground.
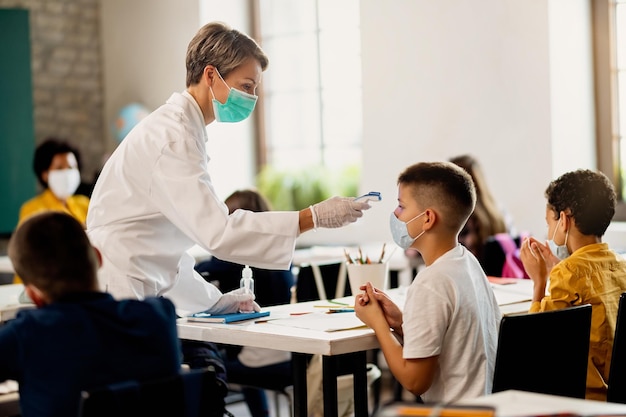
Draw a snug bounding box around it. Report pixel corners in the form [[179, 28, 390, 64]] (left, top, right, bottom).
[[1, 211, 182, 417]]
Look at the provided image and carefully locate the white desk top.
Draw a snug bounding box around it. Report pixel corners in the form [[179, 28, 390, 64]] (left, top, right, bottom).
[[489, 278, 533, 315], [0, 284, 33, 322], [177, 280, 533, 355], [177, 297, 381, 356], [0, 256, 13, 274], [458, 389, 626, 417]]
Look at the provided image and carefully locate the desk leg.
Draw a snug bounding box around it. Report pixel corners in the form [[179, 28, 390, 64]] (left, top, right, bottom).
[[322, 356, 339, 417], [351, 350, 368, 417], [322, 351, 368, 417], [292, 353, 308, 417]]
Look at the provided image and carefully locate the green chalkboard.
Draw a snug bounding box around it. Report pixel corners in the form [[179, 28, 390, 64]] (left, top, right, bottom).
[[0, 9, 36, 235]]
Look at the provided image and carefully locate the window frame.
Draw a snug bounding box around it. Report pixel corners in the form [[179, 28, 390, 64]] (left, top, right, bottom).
[[593, 0, 626, 219], [249, 0, 362, 174]]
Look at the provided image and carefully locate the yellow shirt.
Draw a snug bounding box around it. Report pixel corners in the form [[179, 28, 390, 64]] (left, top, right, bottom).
[[529, 243, 626, 401], [14, 189, 90, 283]]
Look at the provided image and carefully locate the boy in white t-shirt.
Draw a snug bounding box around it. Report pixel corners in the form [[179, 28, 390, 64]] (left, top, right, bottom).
[[355, 161, 502, 404]]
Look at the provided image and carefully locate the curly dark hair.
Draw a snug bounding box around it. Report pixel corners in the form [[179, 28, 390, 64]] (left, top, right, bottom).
[[545, 169, 616, 237], [33, 137, 81, 188]]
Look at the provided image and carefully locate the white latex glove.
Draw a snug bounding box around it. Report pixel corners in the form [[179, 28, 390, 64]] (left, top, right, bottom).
[[310, 196, 370, 229], [207, 288, 261, 314]]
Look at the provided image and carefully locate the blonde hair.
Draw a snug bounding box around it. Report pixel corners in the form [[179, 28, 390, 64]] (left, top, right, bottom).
[[449, 154, 507, 260], [186, 21, 269, 87]]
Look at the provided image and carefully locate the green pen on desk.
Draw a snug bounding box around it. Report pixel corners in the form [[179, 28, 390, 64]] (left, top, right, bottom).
[[329, 299, 350, 306]]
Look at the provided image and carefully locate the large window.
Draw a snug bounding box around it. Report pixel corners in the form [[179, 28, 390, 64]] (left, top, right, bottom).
[[199, 1, 362, 207], [616, 1, 626, 195], [252, 0, 362, 209], [595, 0, 626, 218], [247, 0, 362, 210]]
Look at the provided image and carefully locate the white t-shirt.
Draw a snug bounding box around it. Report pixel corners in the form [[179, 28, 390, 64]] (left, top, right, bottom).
[[402, 244, 502, 403]]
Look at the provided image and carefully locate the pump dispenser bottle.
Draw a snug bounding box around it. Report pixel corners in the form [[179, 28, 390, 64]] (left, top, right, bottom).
[[240, 265, 254, 295]]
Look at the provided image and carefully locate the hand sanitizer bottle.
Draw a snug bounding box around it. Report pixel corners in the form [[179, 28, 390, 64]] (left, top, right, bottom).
[[240, 265, 255, 295]]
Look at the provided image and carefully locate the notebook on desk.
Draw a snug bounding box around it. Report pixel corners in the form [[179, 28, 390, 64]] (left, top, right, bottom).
[[187, 311, 270, 323]]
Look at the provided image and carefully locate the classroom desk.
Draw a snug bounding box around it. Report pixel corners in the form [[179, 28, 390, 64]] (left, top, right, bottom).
[[177, 281, 533, 417], [177, 297, 378, 417], [0, 284, 33, 323], [0, 257, 12, 275], [489, 278, 534, 315], [457, 389, 626, 417], [0, 277, 533, 417]]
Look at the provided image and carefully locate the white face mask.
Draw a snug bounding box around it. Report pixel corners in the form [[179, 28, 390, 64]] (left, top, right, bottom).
[[389, 211, 426, 250], [48, 168, 80, 200], [547, 217, 570, 260]]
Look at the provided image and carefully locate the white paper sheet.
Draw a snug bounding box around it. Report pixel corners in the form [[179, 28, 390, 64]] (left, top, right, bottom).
[[269, 312, 367, 332]]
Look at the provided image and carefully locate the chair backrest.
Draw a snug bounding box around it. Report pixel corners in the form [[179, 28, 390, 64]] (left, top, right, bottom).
[[78, 368, 223, 417], [492, 304, 592, 399], [295, 262, 345, 302], [608, 292, 626, 403]]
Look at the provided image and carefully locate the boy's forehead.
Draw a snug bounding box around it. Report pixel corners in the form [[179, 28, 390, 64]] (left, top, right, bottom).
[[397, 183, 412, 197], [398, 183, 419, 203]]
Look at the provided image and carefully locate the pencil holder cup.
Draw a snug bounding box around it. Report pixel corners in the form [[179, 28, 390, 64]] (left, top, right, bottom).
[[346, 262, 389, 296]]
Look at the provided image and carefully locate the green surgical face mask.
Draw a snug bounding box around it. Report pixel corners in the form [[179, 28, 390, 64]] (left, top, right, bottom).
[[210, 69, 258, 123]]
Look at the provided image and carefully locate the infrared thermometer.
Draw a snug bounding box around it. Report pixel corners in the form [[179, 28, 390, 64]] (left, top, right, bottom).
[[355, 191, 382, 202]]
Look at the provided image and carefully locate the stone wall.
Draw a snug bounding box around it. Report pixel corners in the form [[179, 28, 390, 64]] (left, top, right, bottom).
[[0, 0, 104, 185]]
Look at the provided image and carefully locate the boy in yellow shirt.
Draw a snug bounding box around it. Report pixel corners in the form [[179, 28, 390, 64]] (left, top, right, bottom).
[[520, 169, 626, 400], [15, 138, 89, 284], [18, 138, 89, 226]]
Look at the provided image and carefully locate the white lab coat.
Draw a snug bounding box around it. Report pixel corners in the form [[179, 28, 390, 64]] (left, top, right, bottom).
[[87, 91, 299, 316]]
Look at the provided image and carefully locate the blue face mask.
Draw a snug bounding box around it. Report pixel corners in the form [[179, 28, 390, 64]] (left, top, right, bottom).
[[210, 69, 257, 123], [389, 211, 426, 250], [547, 217, 570, 260]]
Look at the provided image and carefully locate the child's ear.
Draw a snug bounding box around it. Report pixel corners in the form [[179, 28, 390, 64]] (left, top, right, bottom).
[[422, 209, 436, 230], [93, 246, 103, 268], [25, 285, 48, 307]]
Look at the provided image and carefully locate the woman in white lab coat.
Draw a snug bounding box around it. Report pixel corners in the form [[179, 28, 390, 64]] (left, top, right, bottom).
[[86, 21, 369, 318]]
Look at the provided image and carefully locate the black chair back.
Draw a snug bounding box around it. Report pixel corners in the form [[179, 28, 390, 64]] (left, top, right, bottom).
[[79, 368, 222, 417], [608, 292, 626, 403], [295, 262, 345, 302], [492, 304, 592, 399]]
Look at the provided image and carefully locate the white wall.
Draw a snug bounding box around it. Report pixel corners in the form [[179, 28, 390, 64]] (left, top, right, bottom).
[[100, 0, 197, 130], [549, 0, 596, 177], [100, 0, 603, 248], [100, 0, 255, 200]]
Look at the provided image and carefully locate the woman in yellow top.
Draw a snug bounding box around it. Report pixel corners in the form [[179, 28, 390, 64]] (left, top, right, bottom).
[[520, 169, 626, 401], [15, 138, 90, 283]]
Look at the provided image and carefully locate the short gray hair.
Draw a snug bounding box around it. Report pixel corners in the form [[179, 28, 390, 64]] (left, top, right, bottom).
[[186, 21, 269, 87]]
